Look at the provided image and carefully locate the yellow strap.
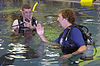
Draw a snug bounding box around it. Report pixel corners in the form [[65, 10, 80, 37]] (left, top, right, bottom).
[[32, 2, 38, 12]]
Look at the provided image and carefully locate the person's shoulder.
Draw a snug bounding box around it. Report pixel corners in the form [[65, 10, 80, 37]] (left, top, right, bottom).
[[13, 19, 19, 25], [13, 19, 18, 23], [71, 27, 81, 33], [72, 27, 80, 31]]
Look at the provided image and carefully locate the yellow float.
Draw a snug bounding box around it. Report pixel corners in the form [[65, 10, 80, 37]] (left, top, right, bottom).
[[80, 0, 94, 6]]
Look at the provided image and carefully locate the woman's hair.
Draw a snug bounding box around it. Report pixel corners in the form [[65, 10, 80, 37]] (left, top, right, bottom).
[[21, 4, 31, 11], [58, 9, 76, 24]]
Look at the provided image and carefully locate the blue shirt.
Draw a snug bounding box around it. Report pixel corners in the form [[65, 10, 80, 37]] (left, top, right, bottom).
[[55, 26, 85, 48]]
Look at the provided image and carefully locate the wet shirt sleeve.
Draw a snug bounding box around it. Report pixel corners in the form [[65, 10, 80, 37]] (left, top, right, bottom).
[[70, 28, 85, 47], [55, 38, 59, 43]]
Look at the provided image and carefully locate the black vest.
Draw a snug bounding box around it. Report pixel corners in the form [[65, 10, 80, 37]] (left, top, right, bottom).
[[18, 16, 37, 35], [58, 26, 79, 54]]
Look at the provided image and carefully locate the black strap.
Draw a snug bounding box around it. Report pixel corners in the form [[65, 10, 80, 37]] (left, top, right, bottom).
[[32, 17, 37, 26], [62, 27, 71, 45], [18, 16, 24, 35]]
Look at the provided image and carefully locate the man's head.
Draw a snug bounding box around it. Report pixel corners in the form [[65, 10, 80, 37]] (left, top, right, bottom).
[[57, 9, 76, 28], [20, 4, 33, 19]]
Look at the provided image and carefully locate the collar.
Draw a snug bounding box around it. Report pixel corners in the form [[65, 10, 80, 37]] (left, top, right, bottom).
[[64, 25, 73, 32]]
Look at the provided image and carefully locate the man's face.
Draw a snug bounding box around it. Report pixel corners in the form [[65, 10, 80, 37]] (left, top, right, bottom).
[[57, 13, 64, 28], [23, 9, 33, 19], [57, 13, 63, 23]]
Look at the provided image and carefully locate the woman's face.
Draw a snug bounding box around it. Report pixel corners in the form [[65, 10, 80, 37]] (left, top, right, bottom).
[[23, 9, 33, 19]]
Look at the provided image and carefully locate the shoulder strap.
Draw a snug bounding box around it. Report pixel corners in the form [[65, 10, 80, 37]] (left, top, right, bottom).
[[62, 25, 74, 46], [31, 16, 37, 26], [18, 16, 24, 35], [18, 16, 24, 25], [58, 27, 71, 45]]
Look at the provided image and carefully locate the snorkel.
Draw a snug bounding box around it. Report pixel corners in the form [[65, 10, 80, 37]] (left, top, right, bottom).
[[25, 1, 39, 23], [24, 1, 39, 23], [32, 1, 39, 12], [31, 1, 39, 26]]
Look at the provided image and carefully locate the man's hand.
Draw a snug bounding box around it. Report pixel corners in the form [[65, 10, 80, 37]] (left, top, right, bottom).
[[60, 54, 73, 60], [36, 24, 44, 36]]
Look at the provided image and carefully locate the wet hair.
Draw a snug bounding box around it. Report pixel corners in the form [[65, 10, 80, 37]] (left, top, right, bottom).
[[21, 4, 31, 11], [58, 9, 76, 24]]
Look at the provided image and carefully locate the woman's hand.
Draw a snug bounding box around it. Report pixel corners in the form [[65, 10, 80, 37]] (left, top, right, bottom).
[[36, 24, 44, 36]]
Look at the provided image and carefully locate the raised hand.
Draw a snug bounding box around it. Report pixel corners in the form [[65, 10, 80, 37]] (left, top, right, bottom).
[[36, 24, 44, 36]]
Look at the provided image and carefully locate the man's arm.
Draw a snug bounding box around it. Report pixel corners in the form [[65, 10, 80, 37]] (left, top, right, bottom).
[[61, 45, 87, 59], [71, 45, 87, 55], [39, 35, 51, 43], [36, 24, 51, 43]]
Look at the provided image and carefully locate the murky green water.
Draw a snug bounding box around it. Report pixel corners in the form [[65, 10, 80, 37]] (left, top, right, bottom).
[[0, 0, 100, 66]]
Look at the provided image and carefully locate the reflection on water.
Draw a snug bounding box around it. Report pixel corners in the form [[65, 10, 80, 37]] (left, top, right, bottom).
[[8, 43, 39, 58], [0, 0, 100, 66], [0, 39, 4, 50], [39, 43, 61, 66], [0, 43, 40, 65]]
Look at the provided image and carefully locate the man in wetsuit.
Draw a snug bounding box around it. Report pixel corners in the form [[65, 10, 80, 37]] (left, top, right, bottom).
[[36, 9, 87, 64]]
